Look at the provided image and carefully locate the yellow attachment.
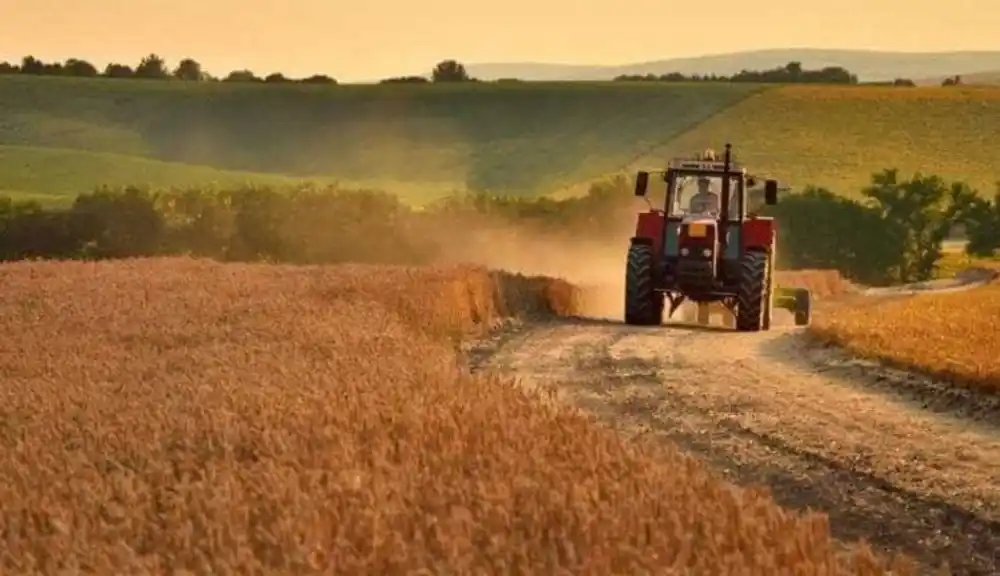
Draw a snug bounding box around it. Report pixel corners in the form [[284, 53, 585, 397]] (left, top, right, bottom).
[[687, 223, 707, 238]]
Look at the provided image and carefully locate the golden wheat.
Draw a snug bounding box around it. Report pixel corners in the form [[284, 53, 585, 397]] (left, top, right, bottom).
[[0, 257, 911, 574], [811, 282, 1000, 392]]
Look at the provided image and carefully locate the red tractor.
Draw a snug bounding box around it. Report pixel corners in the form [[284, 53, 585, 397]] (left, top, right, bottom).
[[625, 143, 795, 331]]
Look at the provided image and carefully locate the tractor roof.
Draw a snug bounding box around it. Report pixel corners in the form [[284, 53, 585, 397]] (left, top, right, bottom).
[[666, 148, 745, 173]]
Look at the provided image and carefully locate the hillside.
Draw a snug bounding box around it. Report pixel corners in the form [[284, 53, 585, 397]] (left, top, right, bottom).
[[4, 74, 1000, 203], [467, 49, 1000, 82], [0, 145, 315, 204], [0, 75, 759, 200], [631, 85, 1000, 195], [0, 145, 461, 206]]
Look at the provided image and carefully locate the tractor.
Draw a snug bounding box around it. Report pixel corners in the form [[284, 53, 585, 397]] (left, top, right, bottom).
[[624, 143, 810, 331]]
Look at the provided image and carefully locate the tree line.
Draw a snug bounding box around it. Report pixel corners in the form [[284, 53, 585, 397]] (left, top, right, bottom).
[[758, 169, 1000, 284], [613, 60, 973, 88], [0, 180, 628, 265], [3, 53, 973, 87], [0, 170, 998, 286], [0, 54, 478, 84], [615, 61, 860, 84]]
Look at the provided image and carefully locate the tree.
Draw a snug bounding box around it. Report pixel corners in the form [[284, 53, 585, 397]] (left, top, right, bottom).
[[942, 75, 962, 86], [134, 53, 169, 79], [432, 60, 472, 82], [103, 63, 134, 78], [20, 56, 44, 75], [264, 72, 290, 83], [63, 58, 98, 77], [960, 184, 1000, 257], [785, 61, 803, 79], [223, 69, 260, 82], [861, 170, 970, 282], [173, 58, 204, 81], [300, 74, 336, 84], [0, 61, 17, 74]]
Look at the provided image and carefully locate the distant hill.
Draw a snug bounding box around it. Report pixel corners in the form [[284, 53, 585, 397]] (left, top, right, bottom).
[[465, 49, 1000, 82]]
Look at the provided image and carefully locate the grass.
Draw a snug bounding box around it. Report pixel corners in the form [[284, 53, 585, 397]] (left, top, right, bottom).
[[0, 145, 457, 207], [0, 75, 761, 199], [637, 85, 1000, 196], [0, 257, 912, 573]]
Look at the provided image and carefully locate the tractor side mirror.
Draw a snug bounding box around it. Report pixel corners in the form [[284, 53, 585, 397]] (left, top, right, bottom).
[[764, 179, 779, 205], [634, 171, 649, 196]]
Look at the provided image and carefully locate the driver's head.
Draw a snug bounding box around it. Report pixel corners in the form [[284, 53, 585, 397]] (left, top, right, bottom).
[[697, 177, 713, 195]]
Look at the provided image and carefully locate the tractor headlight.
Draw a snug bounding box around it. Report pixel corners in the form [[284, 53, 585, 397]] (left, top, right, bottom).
[[680, 247, 690, 256], [701, 248, 712, 258]]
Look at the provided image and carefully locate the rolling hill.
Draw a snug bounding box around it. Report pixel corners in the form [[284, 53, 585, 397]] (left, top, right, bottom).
[[2, 73, 1000, 204], [0, 75, 761, 201], [465, 49, 1000, 82], [629, 85, 1000, 195]]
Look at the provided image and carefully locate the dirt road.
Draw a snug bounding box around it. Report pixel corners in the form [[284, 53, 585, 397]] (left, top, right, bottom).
[[471, 311, 1000, 575]]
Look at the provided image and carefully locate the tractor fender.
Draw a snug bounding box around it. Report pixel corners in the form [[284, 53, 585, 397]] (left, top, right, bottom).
[[634, 211, 665, 255]]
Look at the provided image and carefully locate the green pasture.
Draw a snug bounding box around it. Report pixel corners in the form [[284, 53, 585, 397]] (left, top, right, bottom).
[[0, 145, 457, 207], [0, 76, 760, 202], [1, 75, 999, 205]]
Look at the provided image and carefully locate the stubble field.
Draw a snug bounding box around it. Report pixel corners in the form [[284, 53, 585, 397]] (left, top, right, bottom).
[[0, 257, 914, 574]]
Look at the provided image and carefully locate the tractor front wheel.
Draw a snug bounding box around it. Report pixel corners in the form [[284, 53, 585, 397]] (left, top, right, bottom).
[[736, 250, 770, 331], [625, 242, 663, 326]]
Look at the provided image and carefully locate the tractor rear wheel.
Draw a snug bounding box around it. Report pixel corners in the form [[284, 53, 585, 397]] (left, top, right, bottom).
[[736, 250, 769, 331], [625, 243, 663, 326]]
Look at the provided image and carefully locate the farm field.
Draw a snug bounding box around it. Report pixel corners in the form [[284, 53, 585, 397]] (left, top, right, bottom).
[[646, 85, 1000, 195], [810, 274, 1000, 393], [3, 75, 1000, 204], [0, 257, 914, 573], [0, 75, 759, 202]]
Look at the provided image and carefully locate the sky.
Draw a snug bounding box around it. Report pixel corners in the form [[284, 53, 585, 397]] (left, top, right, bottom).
[[1, 0, 997, 82]]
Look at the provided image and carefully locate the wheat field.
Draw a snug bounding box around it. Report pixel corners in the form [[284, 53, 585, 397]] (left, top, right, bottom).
[[810, 281, 1000, 393], [0, 257, 916, 574]]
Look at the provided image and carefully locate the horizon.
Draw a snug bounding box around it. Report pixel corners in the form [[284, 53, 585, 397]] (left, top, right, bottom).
[[2, 0, 997, 81], [2, 46, 997, 83]]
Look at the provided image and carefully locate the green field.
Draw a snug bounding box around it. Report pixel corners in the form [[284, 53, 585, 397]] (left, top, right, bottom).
[[1, 75, 999, 204], [652, 85, 1000, 195], [0, 145, 464, 207]]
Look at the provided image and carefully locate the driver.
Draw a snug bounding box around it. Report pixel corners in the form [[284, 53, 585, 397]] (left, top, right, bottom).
[[689, 177, 719, 214]]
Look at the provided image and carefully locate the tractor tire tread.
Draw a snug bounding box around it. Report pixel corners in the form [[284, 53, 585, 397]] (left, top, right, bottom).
[[736, 250, 769, 331], [625, 243, 662, 326]]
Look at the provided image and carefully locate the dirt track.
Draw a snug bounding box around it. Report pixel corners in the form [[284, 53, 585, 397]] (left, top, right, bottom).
[[470, 310, 1000, 575]]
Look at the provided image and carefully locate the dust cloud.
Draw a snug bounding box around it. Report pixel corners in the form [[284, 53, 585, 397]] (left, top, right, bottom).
[[433, 224, 628, 320]]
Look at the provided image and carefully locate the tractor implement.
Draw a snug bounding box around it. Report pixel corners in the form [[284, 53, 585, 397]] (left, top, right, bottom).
[[624, 143, 810, 331]]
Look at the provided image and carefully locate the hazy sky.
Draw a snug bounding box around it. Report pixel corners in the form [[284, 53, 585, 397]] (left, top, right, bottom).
[[2, 0, 997, 81]]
